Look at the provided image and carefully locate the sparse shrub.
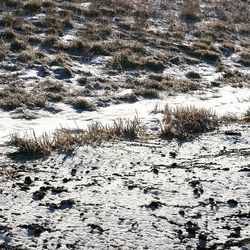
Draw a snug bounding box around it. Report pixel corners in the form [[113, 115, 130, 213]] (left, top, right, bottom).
[[181, 0, 200, 21], [42, 35, 59, 48], [10, 38, 27, 52], [0, 87, 46, 110], [144, 59, 165, 72], [161, 105, 218, 139], [222, 41, 235, 52], [185, 71, 201, 79], [17, 50, 35, 62], [239, 49, 250, 66], [53, 65, 73, 79], [39, 80, 66, 93], [110, 49, 141, 70], [77, 77, 87, 85], [193, 49, 221, 62], [37, 80, 66, 102], [134, 3, 149, 29], [0, 28, 16, 40], [64, 38, 91, 56], [134, 88, 159, 99], [83, 22, 112, 41], [71, 98, 96, 111], [0, 12, 13, 27], [8, 132, 53, 156], [243, 108, 250, 122], [118, 93, 138, 103], [24, 0, 42, 12]]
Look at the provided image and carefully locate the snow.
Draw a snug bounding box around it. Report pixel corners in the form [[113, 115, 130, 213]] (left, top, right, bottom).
[[0, 86, 249, 142]]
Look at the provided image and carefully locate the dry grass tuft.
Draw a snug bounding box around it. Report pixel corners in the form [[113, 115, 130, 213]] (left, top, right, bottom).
[[180, 0, 200, 21], [24, 0, 42, 12], [161, 105, 218, 140], [71, 98, 96, 111], [243, 108, 250, 122], [239, 49, 250, 66], [110, 49, 141, 70], [7, 117, 142, 156], [0, 86, 46, 110]]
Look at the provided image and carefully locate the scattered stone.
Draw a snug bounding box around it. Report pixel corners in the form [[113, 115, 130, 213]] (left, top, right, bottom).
[[24, 176, 33, 185], [60, 199, 75, 209], [179, 210, 185, 217], [185, 221, 199, 238], [169, 56, 181, 65], [152, 168, 159, 175], [211, 81, 220, 87], [71, 168, 77, 176], [51, 187, 68, 194], [33, 190, 46, 200], [88, 224, 104, 235], [147, 201, 162, 211], [224, 131, 242, 136], [169, 151, 177, 158], [227, 199, 238, 208], [185, 71, 202, 79]]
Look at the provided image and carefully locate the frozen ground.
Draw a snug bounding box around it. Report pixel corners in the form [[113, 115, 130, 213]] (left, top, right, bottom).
[[0, 0, 250, 249], [0, 126, 250, 249]]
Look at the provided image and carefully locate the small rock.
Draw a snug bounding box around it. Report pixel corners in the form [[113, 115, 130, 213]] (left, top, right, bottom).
[[152, 168, 159, 175], [148, 201, 161, 211], [71, 168, 77, 176], [224, 131, 241, 136], [227, 199, 238, 208], [169, 151, 177, 158], [33, 190, 46, 200], [24, 176, 33, 185], [169, 56, 181, 65], [211, 81, 220, 87], [179, 210, 185, 217]]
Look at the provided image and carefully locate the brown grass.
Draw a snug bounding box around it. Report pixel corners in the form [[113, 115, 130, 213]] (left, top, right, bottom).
[[110, 49, 141, 70], [239, 49, 250, 66], [0, 87, 46, 110], [180, 0, 200, 21], [71, 98, 96, 111], [161, 105, 218, 140], [243, 108, 250, 122], [7, 117, 142, 156], [24, 0, 42, 12]]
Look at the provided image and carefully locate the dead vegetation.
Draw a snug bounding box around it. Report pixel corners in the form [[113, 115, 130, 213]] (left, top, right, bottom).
[[70, 98, 96, 111], [239, 49, 250, 66], [0, 86, 46, 111], [7, 116, 142, 155], [180, 0, 200, 21], [161, 106, 218, 140]]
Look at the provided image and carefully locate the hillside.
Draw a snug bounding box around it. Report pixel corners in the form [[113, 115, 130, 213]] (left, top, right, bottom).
[[0, 0, 250, 249]]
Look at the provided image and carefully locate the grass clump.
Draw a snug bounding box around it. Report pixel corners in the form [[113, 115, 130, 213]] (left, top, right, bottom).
[[161, 105, 218, 140], [24, 0, 42, 13], [239, 49, 250, 66], [243, 108, 250, 122], [71, 98, 96, 111], [194, 49, 221, 62], [180, 0, 200, 21], [110, 49, 141, 70], [0, 87, 46, 110], [10, 38, 27, 52], [134, 88, 160, 99], [7, 117, 142, 156]]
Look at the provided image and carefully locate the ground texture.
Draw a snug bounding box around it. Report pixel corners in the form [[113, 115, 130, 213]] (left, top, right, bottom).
[[1, 126, 250, 250]]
